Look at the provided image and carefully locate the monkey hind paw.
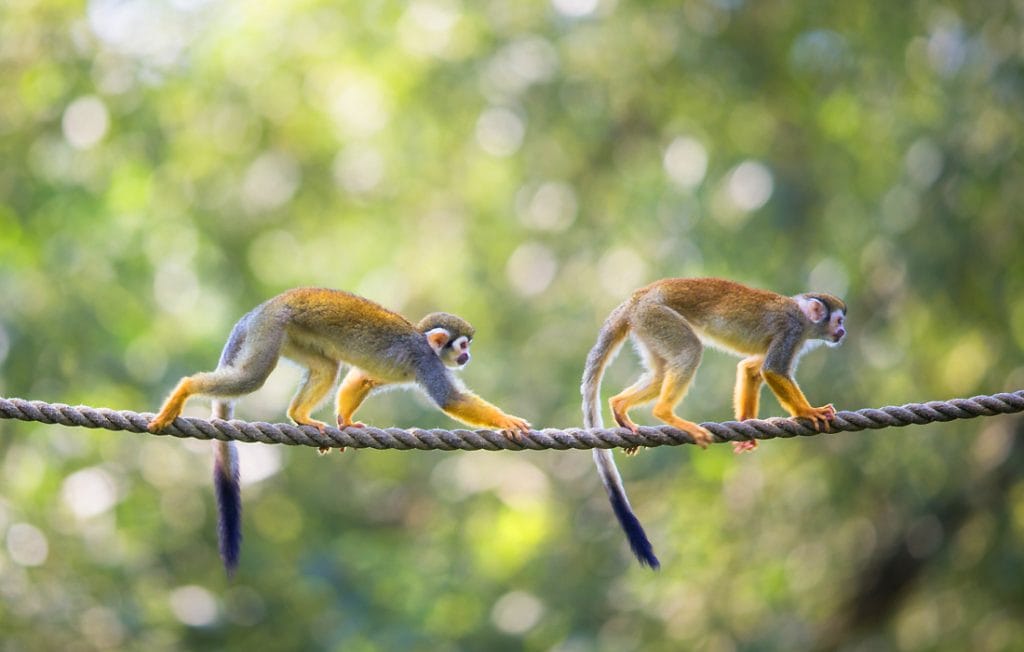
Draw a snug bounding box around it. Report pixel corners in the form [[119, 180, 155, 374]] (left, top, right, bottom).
[[147, 415, 173, 433]]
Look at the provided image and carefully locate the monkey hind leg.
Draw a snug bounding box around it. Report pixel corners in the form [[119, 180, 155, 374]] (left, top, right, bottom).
[[609, 372, 663, 456], [283, 346, 340, 432], [651, 369, 713, 448], [631, 304, 713, 448], [732, 355, 765, 454], [149, 321, 285, 433], [609, 372, 663, 432], [609, 341, 665, 455]]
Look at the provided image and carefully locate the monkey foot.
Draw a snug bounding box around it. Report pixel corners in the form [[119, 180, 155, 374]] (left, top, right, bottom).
[[147, 413, 175, 433], [689, 426, 714, 449], [295, 418, 330, 433], [731, 439, 759, 454], [623, 445, 641, 457], [612, 410, 640, 435], [654, 416, 713, 449]]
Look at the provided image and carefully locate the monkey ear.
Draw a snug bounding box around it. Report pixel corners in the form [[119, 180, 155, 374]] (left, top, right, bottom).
[[797, 296, 828, 323], [424, 328, 451, 353]]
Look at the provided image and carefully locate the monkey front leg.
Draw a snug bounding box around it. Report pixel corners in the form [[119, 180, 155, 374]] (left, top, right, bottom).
[[761, 370, 836, 430], [324, 368, 386, 454], [287, 355, 341, 434], [732, 355, 765, 453], [441, 393, 531, 440], [335, 367, 383, 429]]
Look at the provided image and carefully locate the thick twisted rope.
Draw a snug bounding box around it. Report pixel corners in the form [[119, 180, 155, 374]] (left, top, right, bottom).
[[0, 391, 1021, 452]]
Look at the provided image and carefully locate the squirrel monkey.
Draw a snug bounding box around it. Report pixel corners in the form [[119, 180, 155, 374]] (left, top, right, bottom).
[[581, 277, 846, 567], [148, 287, 531, 574]]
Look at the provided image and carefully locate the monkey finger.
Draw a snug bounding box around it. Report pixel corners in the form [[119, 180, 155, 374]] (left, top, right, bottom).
[[500, 428, 523, 441], [501, 417, 531, 441]]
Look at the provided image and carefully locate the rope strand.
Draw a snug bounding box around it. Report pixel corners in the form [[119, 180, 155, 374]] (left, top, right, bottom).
[[1, 392, 1022, 452]]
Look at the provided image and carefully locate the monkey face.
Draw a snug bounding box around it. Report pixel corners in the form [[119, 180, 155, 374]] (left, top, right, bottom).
[[826, 310, 846, 346], [797, 293, 847, 347], [426, 327, 473, 368], [444, 335, 472, 368]]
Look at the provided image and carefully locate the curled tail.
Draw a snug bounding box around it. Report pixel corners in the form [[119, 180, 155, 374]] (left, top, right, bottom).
[[581, 304, 660, 569]]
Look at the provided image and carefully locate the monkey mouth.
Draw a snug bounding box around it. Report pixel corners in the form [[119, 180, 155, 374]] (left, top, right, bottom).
[[456, 353, 470, 365]]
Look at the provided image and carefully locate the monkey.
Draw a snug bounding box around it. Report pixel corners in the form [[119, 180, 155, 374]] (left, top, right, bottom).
[[581, 277, 846, 567], [148, 287, 531, 574]]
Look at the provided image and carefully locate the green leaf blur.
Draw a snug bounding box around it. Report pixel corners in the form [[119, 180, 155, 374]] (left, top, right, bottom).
[[1, 0, 1023, 649]]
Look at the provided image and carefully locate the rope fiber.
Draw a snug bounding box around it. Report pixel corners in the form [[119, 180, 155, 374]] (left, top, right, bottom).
[[1, 391, 1022, 451]]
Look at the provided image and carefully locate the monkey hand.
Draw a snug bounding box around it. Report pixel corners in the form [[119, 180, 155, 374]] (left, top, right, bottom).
[[795, 404, 836, 431], [495, 414, 531, 441]]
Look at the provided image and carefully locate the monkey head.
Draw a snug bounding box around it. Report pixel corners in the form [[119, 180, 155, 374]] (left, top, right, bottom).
[[418, 312, 476, 368], [796, 293, 847, 346]]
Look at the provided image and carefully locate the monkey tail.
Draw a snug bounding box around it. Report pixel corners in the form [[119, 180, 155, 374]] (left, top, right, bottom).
[[580, 303, 630, 429], [592, 448, 660, 568], [210, 320, 248, 576], [212, 400, 242, 576], [580, 303, 661, 569]]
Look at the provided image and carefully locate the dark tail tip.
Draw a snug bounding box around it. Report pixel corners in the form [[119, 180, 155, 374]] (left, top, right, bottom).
[[607, 487, 661, 569], [214, 458, 242, 576]]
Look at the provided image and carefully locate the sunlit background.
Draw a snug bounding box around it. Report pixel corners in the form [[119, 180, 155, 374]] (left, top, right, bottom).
[[1, 0, 1023, 649]]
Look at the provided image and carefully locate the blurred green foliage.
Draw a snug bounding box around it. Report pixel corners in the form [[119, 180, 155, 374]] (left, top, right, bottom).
[[1, 0, 1024, 649]]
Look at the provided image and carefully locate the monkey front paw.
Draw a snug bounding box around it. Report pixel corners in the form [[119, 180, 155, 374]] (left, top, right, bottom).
[[623, 445, 641, 456], [795, 404, 836, 431], [731, 439, 759, 454], [497, 415, 531, 441]]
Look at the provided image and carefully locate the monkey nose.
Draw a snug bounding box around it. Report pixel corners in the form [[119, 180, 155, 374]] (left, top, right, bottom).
[[834, 329, 846, 342], [457, 352, 470, 365]]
